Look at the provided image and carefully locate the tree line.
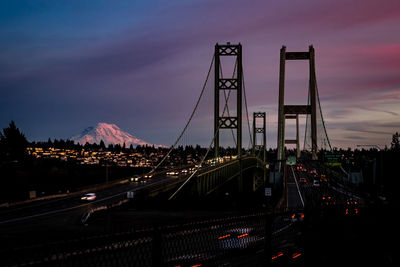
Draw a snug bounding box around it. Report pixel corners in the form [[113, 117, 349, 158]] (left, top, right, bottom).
[[1, 120, 400, 164]]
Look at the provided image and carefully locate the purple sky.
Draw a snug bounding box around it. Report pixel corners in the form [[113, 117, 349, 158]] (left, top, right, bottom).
[[1, 0, 399, 149]]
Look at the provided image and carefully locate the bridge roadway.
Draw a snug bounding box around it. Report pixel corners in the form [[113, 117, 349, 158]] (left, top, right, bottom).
[[285, 164, 305, 210], [0, 174, 183, 225], [0, 169, 195, 255], [0, 156, 252, 226], [0, 160, 368, 266]]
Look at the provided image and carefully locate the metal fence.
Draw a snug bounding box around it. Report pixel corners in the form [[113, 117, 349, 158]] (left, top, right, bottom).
[[2, 212, 281, 267]]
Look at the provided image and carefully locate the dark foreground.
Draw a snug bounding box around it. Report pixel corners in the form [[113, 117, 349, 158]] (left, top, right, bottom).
[[0, 198, 396, 266]]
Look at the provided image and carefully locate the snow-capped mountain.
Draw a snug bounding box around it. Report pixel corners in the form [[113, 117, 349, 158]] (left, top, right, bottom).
[[71, 122, 155, 147]]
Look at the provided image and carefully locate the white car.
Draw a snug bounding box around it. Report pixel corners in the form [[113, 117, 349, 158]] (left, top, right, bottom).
[[313, 180, 320, 187], [81, 193, 96, 201], [166, 171, 179, 177]]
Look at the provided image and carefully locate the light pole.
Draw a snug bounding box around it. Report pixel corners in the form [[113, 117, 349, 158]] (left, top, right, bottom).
[[356, 144, 383, 196]]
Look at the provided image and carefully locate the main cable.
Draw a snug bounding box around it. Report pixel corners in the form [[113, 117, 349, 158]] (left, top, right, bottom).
[[169, 76, 235, 200], [150, 54, 215, 173], [242, 68, 253, 150]]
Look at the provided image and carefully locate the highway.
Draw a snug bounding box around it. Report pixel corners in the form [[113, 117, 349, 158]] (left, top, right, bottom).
[[0, 171, 191, 225], [0, 161, 370, 266], [0, 171, 191, 263]]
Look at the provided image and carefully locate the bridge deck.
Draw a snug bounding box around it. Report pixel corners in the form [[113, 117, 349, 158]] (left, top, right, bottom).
[[285, 165, 305, 210]]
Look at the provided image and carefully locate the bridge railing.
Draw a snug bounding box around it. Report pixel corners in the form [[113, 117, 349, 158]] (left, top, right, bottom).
[[170, 156, 267, 198]]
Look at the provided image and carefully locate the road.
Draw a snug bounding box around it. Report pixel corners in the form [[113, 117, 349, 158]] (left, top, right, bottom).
[[0, 171, 191, 262], [0, 170, 194, 225], [0, 161, 370, 266]]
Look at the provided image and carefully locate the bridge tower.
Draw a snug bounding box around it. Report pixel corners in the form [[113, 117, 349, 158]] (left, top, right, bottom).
[[285, 114, 300, 158], [253, 112, 267, 191], [277, 45, 318, 161], [253, 112, 266, 163], [214, 43, 242, 159]]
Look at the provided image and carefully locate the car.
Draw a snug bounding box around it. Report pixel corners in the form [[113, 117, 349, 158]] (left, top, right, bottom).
[[346, 199, 358, 206], [166, 171, 179, 177], [321, 195, 336, 206], [144, 173, 153, 179], [81, 193, 96, 201], [298, 178, 307, 183], [345, 207, 359, 215], [130, 175, 141, 182], [313, 180, 320, 187], [345, 199, 359, 215], [291, 212, 305, 223]]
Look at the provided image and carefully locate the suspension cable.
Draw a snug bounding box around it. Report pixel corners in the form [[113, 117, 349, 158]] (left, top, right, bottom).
[[303, 71, 332, 151], [169, 79, 235, 200], [242, 68, 253, 150], [150, 54, 215, 173], [304, 86, 310, 150], [315, 76, 332, 150]]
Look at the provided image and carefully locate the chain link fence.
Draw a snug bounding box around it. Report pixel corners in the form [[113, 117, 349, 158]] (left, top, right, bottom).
[[2, 212, 294, 267]]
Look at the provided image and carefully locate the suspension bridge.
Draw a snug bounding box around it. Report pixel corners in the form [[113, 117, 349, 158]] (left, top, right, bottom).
[[148, 42, 333, 202], [1, 43, 366, 266]]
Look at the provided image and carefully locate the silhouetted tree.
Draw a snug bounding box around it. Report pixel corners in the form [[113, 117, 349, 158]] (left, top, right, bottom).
[[0, 121, 28, 161], [115, 144, 121, 153], [84, 142, 91, 150], [391, 132, 400, 151], [99, 140, 106, 150], [108, 144, 114, 151]]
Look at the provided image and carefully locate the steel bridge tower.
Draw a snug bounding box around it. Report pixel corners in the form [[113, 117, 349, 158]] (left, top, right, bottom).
[[253, 112, 267, 190], [285, 114, 300, 158], [277, 45, 318, 161], [214, 43, 242, 159], [253, 112, 266, 163]]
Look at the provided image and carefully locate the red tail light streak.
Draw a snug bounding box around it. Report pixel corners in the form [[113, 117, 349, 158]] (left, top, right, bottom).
[[272, 252, 284, 260], [292, 252, 302, 259], [237, 233, 249, 238], [218, 234, 230, 240]]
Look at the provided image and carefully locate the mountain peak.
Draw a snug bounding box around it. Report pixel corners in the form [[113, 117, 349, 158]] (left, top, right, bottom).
[[71, 122, 155, 147]]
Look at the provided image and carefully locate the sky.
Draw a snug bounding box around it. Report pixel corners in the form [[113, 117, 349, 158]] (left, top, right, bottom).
[[1, 0, 399, 149]]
